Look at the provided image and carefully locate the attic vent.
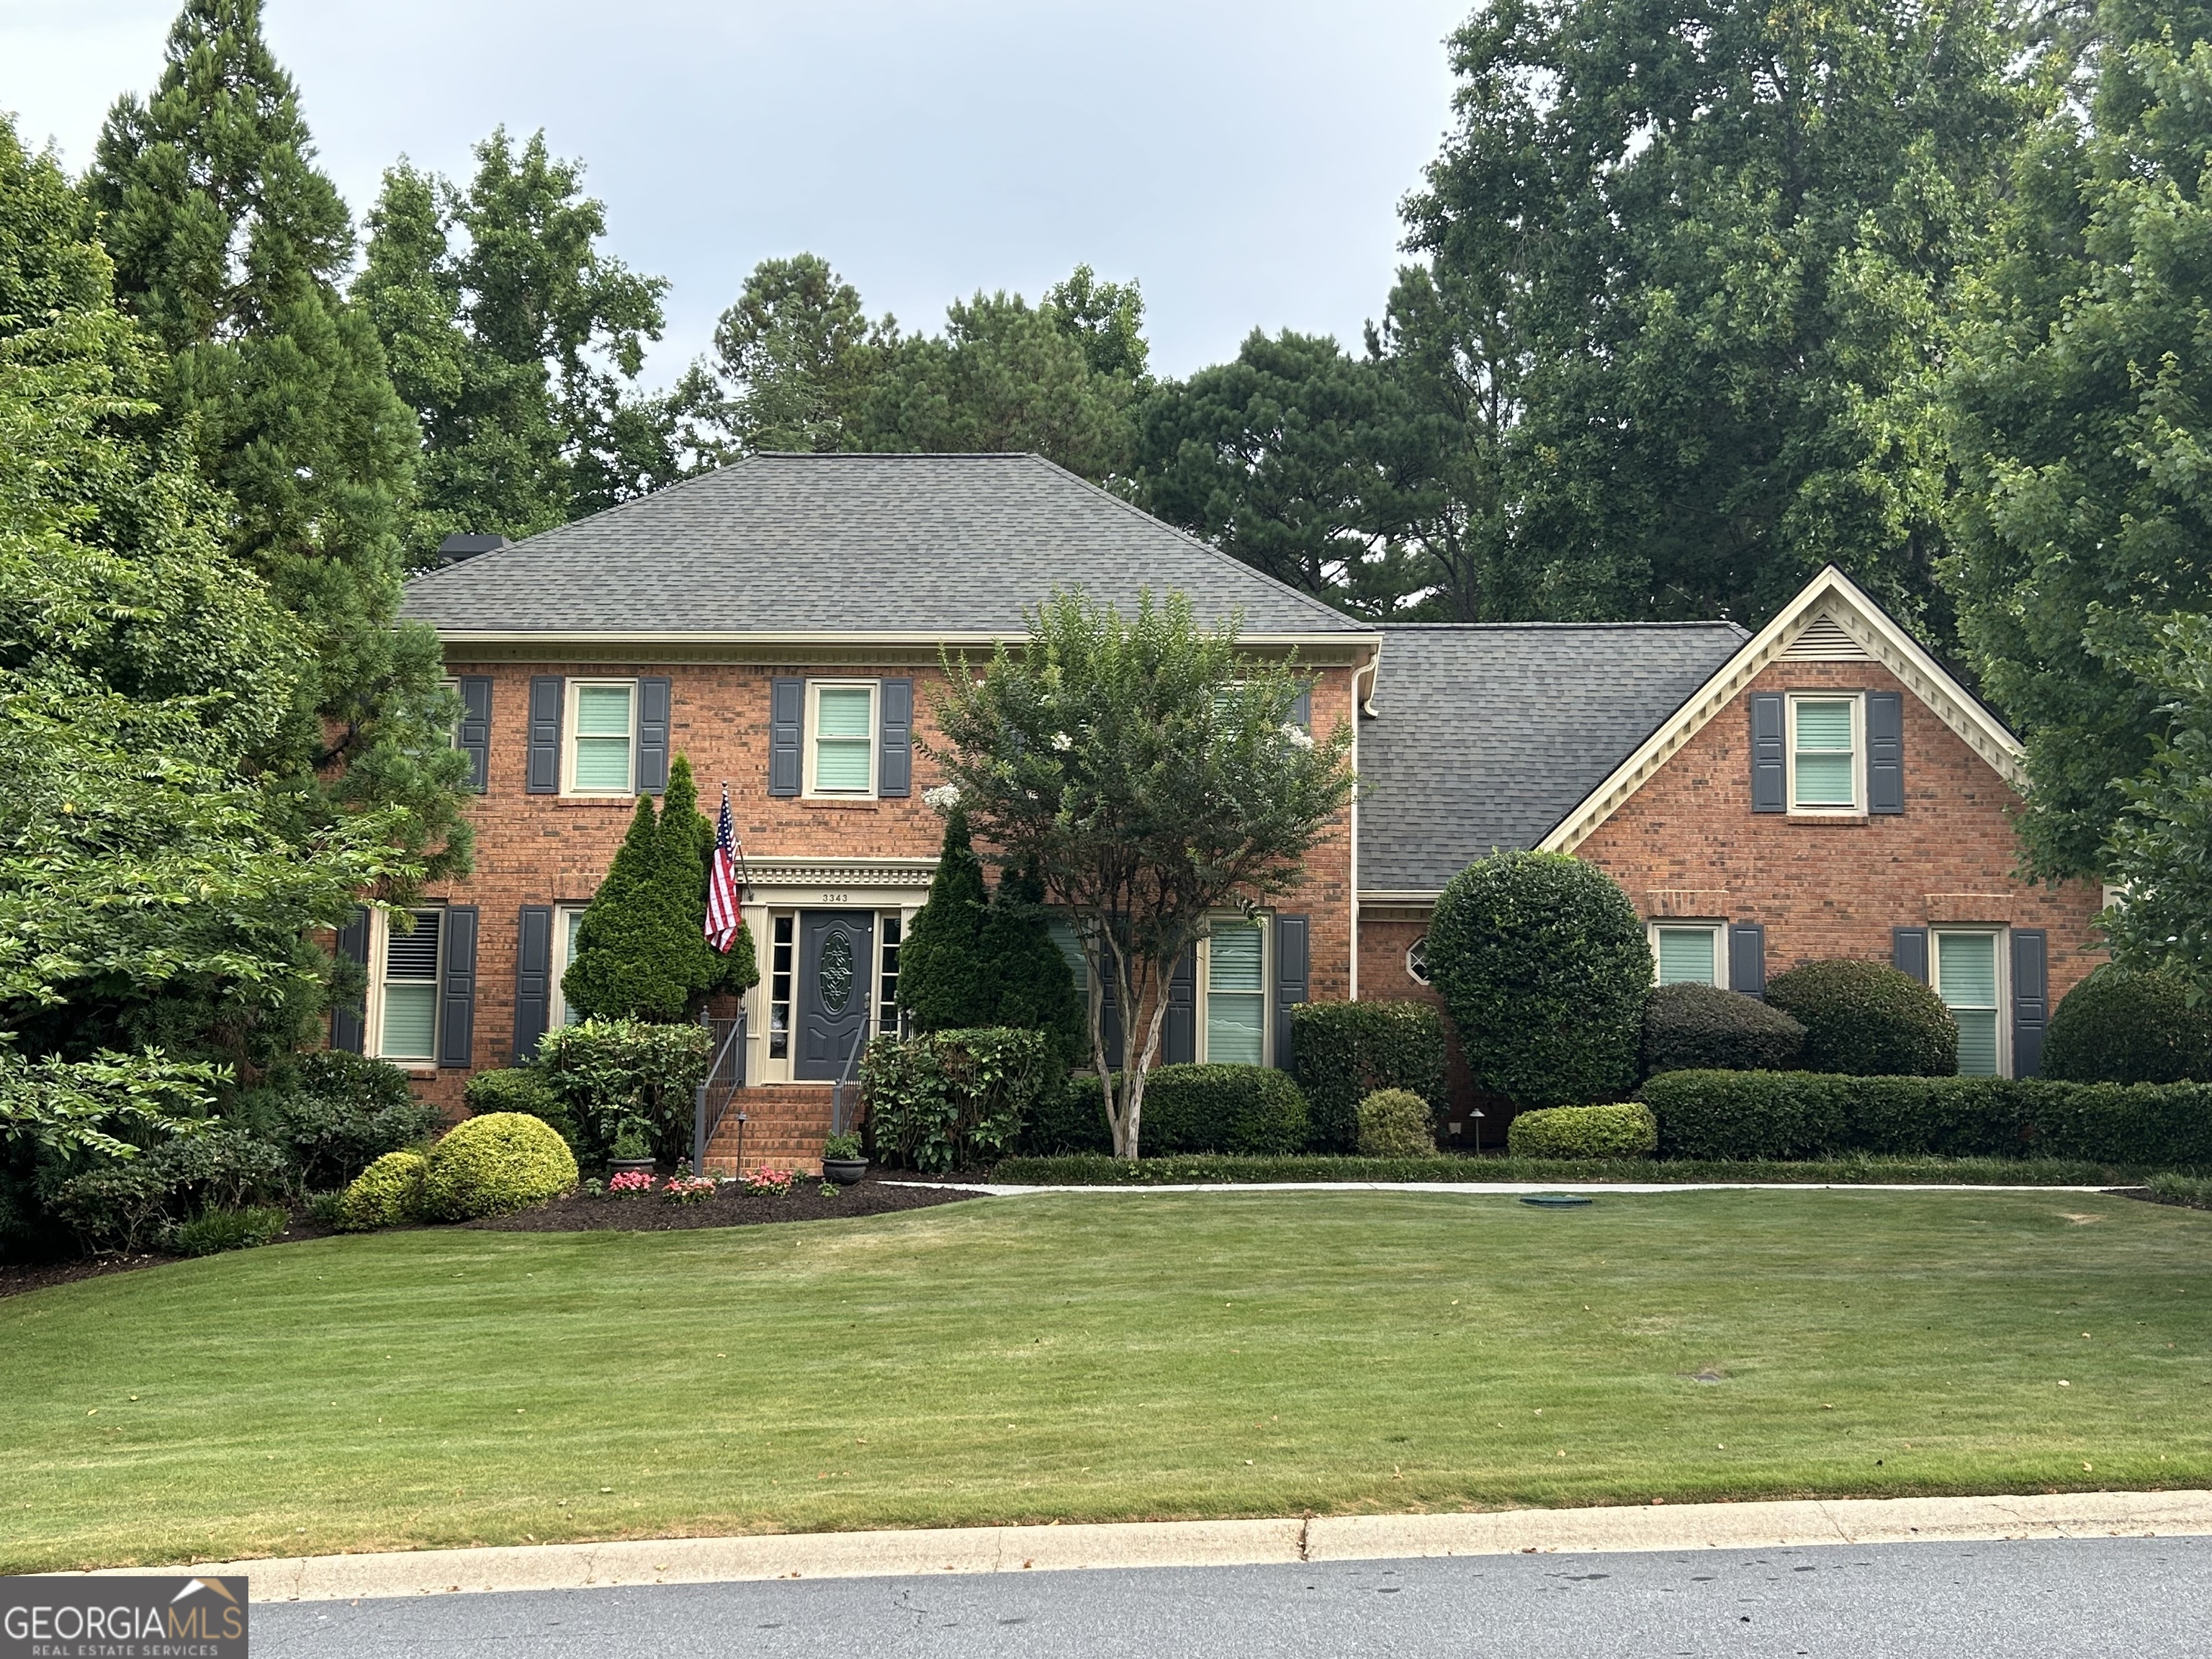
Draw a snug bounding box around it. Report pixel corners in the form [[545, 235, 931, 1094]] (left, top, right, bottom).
[[1781, 614, 1871, 660]]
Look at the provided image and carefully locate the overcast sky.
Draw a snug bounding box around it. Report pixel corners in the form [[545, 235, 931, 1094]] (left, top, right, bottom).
[[2, 0, 1471, 383]]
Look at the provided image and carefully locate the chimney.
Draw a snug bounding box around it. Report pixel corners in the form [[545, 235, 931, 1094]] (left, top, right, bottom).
[[437, 533, 509, 566]]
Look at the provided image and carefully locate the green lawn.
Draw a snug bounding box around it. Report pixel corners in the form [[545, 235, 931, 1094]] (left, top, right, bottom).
[[5, 1190, 2211, 1572]]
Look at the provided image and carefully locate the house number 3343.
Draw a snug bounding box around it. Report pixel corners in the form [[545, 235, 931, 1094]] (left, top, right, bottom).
[[817, 892, 849, 904]]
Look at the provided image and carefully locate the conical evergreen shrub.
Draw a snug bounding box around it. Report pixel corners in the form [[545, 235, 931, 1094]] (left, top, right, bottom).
[[562, 796, 691, 1022], [662, 757, 757, 998], [896, 809, 994, 1030], [981, 863, 1085, 1071]]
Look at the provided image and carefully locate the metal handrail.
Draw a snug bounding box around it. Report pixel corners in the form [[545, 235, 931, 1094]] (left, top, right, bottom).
[[691, 1007, 747, 1176], [830, 1023, 869, 1141]]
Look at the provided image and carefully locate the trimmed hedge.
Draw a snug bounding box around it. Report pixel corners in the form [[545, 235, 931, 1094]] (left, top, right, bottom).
[[463, 1066, 580, 1151], [2042, 966, 2212, 1084], [418, 1113, 577, 1220], [1639, 1069, 2212, 1166], [1764, 960, 1956, 1076], [537, 1017, 711, 1166], [1141, 1065, 1310, 1155], [1642, 983, 1805, 1076], [338, 1149, 426, 1231], [989, 1153, 2133, 1185], [863, 1028, 1049, 1172], [1507, 1103, 1658, 1159], [1291, 1001, 1449, 1151], [1020, 1069, 1118, 1156], [1356, 1089, 1436, 1156]]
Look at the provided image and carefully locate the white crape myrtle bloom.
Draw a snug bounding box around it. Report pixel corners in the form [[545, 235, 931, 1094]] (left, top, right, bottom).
[[922, 783, 962, 811], [1051, 732, 1074, 751], [1282, 723, 1315, 750]]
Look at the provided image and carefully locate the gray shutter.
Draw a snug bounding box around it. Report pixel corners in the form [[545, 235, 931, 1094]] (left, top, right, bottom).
[[1868, 691, 1904, 814], [1272, 912, 1309, 1071], [1750, 693, 1786, 812], [513, 904, 554, 1063], [331, 906, 369, 1053], [1292, 686, 1313, 729], [457, 675, 493, 793], [1162, 946, 1196, 1065], [2012, 928, 2049, 1078], [769, 678, 804, 796], [438, 905, 478, 1069], [526, 676, 564, 794], [1098, 967, 1123, 1066], [637, 676, 671, 794], [1892, 926, 1929, 984], [878, 677, 913, 797], [1729, 922, 1766, 997]]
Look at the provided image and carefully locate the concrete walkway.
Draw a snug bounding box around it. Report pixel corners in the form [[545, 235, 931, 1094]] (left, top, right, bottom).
[[83, 1489, 2212, 1602], [890, 1179, 2138, 1196]]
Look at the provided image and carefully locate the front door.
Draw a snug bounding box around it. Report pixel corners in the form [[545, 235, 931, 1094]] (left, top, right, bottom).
[[796, 909, 875, 1080]]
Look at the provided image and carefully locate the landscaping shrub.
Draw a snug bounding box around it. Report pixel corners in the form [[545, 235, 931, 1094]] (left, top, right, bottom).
[[273, 1051, 443, 1189], [1506, 1103, 1658, 1159], [44, 1124, 289, 1255], [537, 1017, 711, 1165], [977, 863, 1087, 1072], [1637, 1069, 2212, 1165], [1355, 1089, 1436, 1156], [895, 809, 995, 1030], [418, 1114, 577, 1220], [1642, 983, 1805, 1076], [2041, 966, 2212, 1084], [1425, 852, 1650, 1107], [1292, 1000, 1449, 1151], [172, 1205, 287, 1256], [337, 1150, 427, 1230], [1764, 960, 1956, 1076], [463, 1066, 580, 1150], [1019, 1069, 1117, 1156], [863, 1028, 1048, 1172], [1139, 1064, 1311, 1155]]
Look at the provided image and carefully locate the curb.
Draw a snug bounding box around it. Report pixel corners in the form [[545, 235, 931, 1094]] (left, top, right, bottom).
[[81, 1489, 2212, 1602]]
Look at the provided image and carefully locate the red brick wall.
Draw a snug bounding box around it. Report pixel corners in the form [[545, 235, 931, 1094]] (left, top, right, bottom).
[[405, 657, 1360, 1107]]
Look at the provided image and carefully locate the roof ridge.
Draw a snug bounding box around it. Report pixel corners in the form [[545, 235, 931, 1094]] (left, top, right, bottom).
[[1380, 620, 1750, 634]]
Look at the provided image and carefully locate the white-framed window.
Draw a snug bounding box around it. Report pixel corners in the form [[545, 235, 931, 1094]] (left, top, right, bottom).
[[550, 904, 588, 1028], [806, 680, 877, 797], [1933, 929, 2005, 1077], [1406, 935, 1431, 986], [768, 914, 795, 1060], [368, 907, 443, 1064], [1199, 916, 1269, 1066], [565, 678, 638, 796], [1650, 922, 1728, 989], [878, 914, 904, 1035], [1788, 693, 1862, 813]]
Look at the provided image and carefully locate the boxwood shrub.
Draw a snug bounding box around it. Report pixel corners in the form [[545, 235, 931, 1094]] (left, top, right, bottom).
[[1642, 983, 1805, 1076], [1639, 1069, 2212, 1166], [1291, 1001, 1449, 1152], [1764, 960, 1956, 1076], [1021, 1069, 1118, 1156], [2041, 966, 2212, 1084], [1355, 1089, 1436, 1156], [337, 1149, 427, 1231], [1506, 1103, 1658, 1159], [417, 1114, 577, 1220], [463, 1066, 581, 1151], [1140, 1064, 1311, 1155], [1426, 852, 1650, 1107]]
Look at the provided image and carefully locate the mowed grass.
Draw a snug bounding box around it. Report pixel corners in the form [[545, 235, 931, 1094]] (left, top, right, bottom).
[[5, 1190, 2211, 1571]]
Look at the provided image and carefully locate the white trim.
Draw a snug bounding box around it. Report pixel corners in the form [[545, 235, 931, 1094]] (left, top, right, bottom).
[[1404, 935, 1431, 986], [1539, 565, 2027, 854], [366, 906, 443, 1066], [1931, 926, 2010, 1079], [1786, 691, 1864, 815], [1196, 915, 1272, 1066], [804, 678, 879, 799], [561, 677, 639, 797], [550, 903, 588, 1030], [1648, 920, 1729, 991]]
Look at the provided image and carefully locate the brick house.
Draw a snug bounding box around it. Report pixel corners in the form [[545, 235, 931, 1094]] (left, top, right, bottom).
[[1357, 565, 2104, 1135], [349, 456, 2098, 1161]]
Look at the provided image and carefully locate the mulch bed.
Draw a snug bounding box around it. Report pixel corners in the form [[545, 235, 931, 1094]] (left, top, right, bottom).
[[465, 1177, 980, 1233]]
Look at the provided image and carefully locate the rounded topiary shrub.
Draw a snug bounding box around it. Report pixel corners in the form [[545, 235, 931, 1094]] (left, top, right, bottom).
[[338, 1150, 427, 1231], [1642, 982, 1807, 1076], [418, 1112, 577, 1221], [1140, 1064, 1310, 1155], [1291, 1001, 1449, 1152], [463, 1066, 581, 1151], [1426, 851, 1650, 1108], [1506, 1102, 1658, 1160], [1764, 960, 1956, 1076], [2042, 966, 2212, 1084], [1355, 1089, 1436, 1156]]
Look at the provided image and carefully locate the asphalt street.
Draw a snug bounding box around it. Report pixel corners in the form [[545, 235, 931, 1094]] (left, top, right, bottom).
[[253, 1534, 2210, 1658]]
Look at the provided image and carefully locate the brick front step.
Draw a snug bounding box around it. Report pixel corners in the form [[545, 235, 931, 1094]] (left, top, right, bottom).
[[702, 1083, 856, 1177]]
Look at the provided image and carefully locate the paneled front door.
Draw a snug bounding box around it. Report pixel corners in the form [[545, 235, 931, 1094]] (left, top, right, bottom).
[[796, 910, 875, 1080]]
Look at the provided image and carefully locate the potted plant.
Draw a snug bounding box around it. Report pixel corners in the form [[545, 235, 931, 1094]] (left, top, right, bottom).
[[820, 1132, 868, 1186], [608, 1118, 657, 1180]]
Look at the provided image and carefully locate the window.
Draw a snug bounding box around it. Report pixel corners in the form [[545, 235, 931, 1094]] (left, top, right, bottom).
[[808, 681, 876, 796], [567, 680, 637, 795], [551, 904, 588, 1028], [768, 914, 795, 1059], [372, 908, 442, 1064], [1933, 930, 2003, 1077], [1788, 694, 1861, 811], [878, 914, 903, 1035], [1202, 919, 1267, 1066], [1650, 922, 1727, 989], [1405, 935, 1431, 986]]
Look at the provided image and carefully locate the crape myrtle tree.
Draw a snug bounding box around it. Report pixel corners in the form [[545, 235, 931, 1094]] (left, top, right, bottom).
[[924, 590, 1354, 1158]]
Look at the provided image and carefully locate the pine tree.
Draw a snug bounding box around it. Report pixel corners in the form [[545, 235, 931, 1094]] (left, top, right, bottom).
[[86, 0, 470, 881], [979, 863, 1085, 1071], [896, 809, 994, 1030]]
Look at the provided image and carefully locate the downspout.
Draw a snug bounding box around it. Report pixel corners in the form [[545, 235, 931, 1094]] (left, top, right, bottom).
[[1349, 642, 1382, 1004]]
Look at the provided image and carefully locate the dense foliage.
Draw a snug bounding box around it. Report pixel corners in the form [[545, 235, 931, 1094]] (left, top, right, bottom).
[[2041, 966, 2212, 1084], [1354, 1088, 1436, 1157], [535, 1017, 711, 1166], [1062, 1064, 1312, 1156], [1290, 1000, 1449, 1152], [1642, 983, 1807, 1076], [462, 1066, 579, 1149], [416, 1112, 577, 1220], [860, 1027, 1049, 1173], [1506, 1104, 1659, 1161], [1764, 960, 1958, 1076], [895, 809, 994, 1031], [1425, 853, 1650, 1108]]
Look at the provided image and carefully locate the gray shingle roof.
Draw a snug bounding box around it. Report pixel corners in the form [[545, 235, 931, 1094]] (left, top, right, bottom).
[[1361, 622, 1749, 894], [400, 452, 1368, 638]]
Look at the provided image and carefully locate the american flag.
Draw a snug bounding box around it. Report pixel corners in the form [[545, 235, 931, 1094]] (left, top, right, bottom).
[[706, 785, 742, 952]]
